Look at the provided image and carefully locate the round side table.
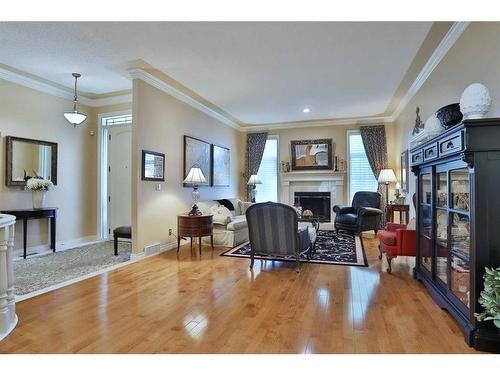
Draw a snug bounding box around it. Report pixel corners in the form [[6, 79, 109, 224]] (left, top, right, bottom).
[[177, 214, 214, 255]]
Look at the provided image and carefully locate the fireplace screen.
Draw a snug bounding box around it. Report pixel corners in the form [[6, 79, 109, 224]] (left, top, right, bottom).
[[294, 192, 331, 222]]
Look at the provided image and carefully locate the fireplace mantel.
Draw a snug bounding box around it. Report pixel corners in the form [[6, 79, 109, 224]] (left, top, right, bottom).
[[280, 170, 346, 184], [279, 170, 346, 223]]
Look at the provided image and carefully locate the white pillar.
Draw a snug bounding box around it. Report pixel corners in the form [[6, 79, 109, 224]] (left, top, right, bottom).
[[0, 214, 17, 341]]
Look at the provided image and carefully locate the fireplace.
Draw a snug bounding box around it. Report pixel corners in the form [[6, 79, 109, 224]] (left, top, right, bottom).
[[294, 192, 331, 222]]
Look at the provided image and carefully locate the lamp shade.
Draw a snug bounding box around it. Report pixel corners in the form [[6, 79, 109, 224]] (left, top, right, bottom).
[[183, 167, 206, 184], [247, 174, 262, 185], [378, 169, 397, 183], [64, 110, 87, 126]]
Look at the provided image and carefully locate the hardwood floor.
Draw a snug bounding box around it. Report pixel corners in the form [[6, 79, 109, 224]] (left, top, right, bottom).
[[0, 235, 476, 353]]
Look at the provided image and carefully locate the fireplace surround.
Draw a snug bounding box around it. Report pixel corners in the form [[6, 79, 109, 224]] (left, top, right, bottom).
[[279, 171, 345, 224]]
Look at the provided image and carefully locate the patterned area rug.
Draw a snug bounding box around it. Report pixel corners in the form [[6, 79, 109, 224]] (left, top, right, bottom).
[[14, 241, 132, 296], [221, 230, 368, 267]]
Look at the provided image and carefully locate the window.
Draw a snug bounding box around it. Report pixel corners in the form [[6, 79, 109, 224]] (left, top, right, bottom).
[[348, 132, 378, 202], [256, 137, 278, 202]]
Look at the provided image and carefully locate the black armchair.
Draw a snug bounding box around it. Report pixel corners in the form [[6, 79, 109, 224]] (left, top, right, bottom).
[[333, 191, 383, 234]]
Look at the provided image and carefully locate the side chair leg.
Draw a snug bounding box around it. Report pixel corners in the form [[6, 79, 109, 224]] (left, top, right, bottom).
[[250, 255, 254, 269], [295, 254, 301, 273], [378, 245, 383, 260], [386, 254, 394, 274]]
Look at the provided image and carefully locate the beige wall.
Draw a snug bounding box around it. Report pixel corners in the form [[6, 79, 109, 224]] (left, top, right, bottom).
[[393, 22, 500, 212], [0, 79, 98, 250], [131, 78, 244, 253], [394, 22, 500, 168], [267, 122, 397, 203]]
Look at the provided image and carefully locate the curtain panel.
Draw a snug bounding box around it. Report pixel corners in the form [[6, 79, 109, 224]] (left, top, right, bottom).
[[245, 132, 268, 201], [360, 125, 388, 215]]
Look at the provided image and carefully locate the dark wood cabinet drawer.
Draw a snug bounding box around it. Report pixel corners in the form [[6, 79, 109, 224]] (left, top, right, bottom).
[[423, 143, 438, 161], [439, 131, 464, 156], [178, 215, 213, 237], [411, 150, 423, 165]]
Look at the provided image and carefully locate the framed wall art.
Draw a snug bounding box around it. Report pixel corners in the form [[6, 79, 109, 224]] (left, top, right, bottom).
[[211, 144, 230, 187], [141, 150, 165, 181], [183, 135, 211, 186], [290, 139, 333, 171]]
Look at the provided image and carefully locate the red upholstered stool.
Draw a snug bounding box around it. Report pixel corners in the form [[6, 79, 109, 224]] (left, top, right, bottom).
[[377, 223, 416, 273]]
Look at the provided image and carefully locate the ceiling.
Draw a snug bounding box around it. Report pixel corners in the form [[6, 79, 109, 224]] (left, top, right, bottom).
[[0, 22, 433, 124]]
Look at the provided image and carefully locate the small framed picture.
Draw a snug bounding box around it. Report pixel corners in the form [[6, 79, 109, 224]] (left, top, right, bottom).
[[142, 150, 165, 181]]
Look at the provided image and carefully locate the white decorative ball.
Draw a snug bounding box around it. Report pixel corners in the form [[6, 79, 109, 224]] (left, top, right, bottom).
[[424, 114, 444, 135], [460, 83, 491, 119]]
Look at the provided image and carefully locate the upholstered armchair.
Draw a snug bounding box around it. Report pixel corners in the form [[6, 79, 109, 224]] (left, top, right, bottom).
[[245, 202, 310, 272], [377, 223, 416, 273], [377, 194, 417, 273], [333, 191, 383, 234]]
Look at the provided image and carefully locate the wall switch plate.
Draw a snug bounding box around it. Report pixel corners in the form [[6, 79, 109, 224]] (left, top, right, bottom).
[[155, 183, 161, 191]]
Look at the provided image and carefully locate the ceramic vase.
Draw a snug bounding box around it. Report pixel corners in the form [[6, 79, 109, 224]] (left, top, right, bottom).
[[32, 190, 46, 209], [424, 114, 444, 136], [460, 83, 492, 119]]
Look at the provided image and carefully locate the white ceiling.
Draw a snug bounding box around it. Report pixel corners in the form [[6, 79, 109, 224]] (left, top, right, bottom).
[[0, 22, 432, 124]]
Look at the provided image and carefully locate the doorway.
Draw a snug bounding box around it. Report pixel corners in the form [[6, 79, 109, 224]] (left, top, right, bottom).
[[99, 113, 132, 239]]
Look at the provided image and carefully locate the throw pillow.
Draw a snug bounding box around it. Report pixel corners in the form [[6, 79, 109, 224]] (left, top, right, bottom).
[[216, 199, 235, 212], [210, 204, 233, 225]]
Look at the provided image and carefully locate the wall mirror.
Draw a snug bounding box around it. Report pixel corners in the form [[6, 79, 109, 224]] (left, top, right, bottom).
[[5, 136, 58, 186]]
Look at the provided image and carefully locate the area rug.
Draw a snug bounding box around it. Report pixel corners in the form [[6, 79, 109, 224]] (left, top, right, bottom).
[[221, 230, 368, 267], [14, 241, 132, 296]]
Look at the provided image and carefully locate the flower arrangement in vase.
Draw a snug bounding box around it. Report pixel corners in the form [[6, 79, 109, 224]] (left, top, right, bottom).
[[26, 178, 53, 209]]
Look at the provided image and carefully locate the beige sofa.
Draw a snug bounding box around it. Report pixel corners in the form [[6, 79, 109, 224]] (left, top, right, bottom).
[[197, 198, 251, 247]]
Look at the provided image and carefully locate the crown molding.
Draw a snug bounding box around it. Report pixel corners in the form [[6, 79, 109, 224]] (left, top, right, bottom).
[[128, 68, 243, 131], [391, 22, 470, 120], [0, 22, 469, 129], [0, 66, 131, 108], [242, 115, 394, 132], [79, 93, 132, 107]]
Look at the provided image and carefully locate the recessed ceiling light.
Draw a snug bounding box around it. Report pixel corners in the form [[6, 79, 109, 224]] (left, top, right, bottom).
[[303, 108, 310, 113]]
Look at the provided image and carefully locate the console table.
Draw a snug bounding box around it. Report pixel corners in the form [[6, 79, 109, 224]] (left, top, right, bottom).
[[0, 208, 57, 259]]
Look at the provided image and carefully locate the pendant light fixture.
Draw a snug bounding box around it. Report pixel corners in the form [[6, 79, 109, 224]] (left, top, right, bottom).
[[63, 73, 87, 127]]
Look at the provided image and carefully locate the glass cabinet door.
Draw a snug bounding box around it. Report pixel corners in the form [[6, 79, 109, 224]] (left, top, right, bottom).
[[449, 167, 471, 307], [420, 172, 432, 273], [436, 172, 447, 208], [450, 213, 470, 307], [435, 171, 448, 285], [435, 209, 448, 284], [422, 173, 432, 205], [451, 168, 470, 212]]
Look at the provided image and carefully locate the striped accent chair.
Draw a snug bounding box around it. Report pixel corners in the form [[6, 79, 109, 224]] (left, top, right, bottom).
[[245, 202, 310, 272]]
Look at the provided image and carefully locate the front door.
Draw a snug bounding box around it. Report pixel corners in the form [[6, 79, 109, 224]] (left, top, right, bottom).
[[107, 125, 132, 234]]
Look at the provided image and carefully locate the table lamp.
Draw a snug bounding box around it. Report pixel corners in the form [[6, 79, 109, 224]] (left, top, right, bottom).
[[247, 174, 262, 203], [378, 168, 397, 205], [183, 166, 207, 215]]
